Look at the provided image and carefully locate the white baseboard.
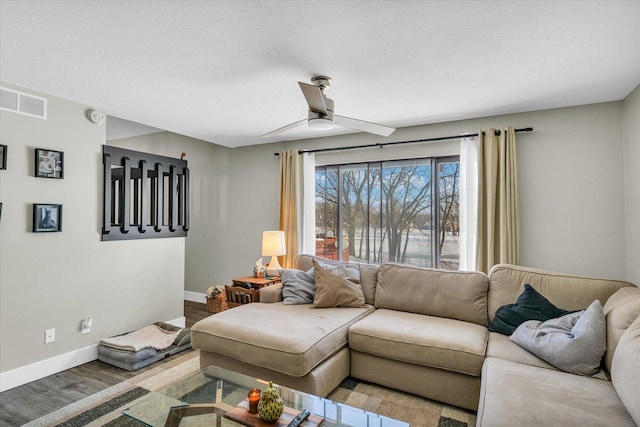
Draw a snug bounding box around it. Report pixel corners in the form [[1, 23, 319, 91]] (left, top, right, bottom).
[[184, 290, 207, 303], [0, 315, 186, 392], [0, 344, 98, 393], [166, 316, 186, 328]]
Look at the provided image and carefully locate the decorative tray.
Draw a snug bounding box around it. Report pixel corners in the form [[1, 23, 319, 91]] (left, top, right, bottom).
[[223, 399, 324, 427]]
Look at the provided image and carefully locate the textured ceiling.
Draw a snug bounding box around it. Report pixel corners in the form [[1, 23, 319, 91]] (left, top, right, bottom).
[[1, 1, 639, 148]]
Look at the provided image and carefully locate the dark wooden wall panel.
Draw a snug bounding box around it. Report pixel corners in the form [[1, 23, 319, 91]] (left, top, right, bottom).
[[102, 146, 189, 241]]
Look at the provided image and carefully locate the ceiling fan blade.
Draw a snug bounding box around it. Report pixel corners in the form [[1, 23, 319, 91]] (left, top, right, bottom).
[[298, 82, 328, 115], [334, 115, 396, 137], [260, 119, 307, 138]]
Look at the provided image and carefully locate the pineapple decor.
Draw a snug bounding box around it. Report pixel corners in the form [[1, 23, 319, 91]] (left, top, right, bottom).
[[257, 381, 284, 422]]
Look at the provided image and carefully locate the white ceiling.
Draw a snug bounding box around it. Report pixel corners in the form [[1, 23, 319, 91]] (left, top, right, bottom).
[[1, 1, 638, 148], [105, 116, 162, 142]]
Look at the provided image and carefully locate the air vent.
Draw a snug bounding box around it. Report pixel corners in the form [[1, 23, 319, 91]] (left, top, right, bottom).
[[0, 87, 47, 119]]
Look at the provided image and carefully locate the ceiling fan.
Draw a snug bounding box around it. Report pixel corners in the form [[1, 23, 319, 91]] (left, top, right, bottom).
[[261, 76, 396, 138]]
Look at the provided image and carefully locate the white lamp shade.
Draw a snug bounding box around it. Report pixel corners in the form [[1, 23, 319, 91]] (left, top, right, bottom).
[[262, 231, 286, 256]]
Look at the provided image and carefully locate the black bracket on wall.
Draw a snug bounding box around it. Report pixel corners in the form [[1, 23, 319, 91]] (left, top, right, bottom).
[[102, 145, 189, 241]]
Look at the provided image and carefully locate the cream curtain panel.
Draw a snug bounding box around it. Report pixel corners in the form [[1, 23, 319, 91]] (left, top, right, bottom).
[[278, 150, 315, 269], [475, 126, 520, 273]]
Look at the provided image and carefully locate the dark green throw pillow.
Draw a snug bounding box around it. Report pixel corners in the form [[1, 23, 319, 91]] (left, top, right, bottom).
[[489, 284, 569, 335]]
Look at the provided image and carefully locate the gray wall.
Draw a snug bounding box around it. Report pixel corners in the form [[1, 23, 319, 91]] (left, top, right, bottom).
[[111, 135, 287, 291], [3, 82, 635, 378], [623, 85, 640, 285], [107, 132, 233, 295], [0, 84, 185, 373], [213, 102, 630, 283], [124, 99, 634, 292]]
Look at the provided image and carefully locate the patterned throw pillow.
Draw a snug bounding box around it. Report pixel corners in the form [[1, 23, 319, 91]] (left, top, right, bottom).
[[281, 268, 315, 305], [509, 300, 606, 376], [489, 284, 570, 335]]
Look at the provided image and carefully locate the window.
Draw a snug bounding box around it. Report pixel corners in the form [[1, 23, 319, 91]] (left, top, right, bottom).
[[315, 156, 460, 269]]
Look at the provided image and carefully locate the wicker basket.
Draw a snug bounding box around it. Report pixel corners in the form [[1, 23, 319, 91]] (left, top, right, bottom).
[[206, 295, 228, 313]]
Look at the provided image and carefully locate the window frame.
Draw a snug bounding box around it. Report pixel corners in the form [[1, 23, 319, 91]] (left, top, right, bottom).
[[315, 154, 460, 269]]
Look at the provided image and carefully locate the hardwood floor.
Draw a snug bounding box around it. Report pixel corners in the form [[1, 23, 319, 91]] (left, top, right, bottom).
[[184, 300, 212, 328], [0, 301, 210, 427]]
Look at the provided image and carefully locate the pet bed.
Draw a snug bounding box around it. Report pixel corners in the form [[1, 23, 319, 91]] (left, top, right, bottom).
[[97, 322, 191, 371]]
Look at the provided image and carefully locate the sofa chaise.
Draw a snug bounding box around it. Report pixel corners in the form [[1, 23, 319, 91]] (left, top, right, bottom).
[[191, 255, 640, 426]]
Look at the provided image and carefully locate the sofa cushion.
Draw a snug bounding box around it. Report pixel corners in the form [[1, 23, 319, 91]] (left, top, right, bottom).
[[281, 268, 315, 305], [488, 284, 570, 335], [488, 264, 632, 323], [358, 263, 379, 306], [509, 300, 606, 376], [348, 309, 488, 376], [486, 332, 555, 370], [375, 263, 489, 326], [259, 283, 284, 303], [294, 255, 378, 305], [477, 357, 635, 427], [312, 259, 366, 308], [611, 313, 640, 425], [603, 286, 640, 372], [191, 302, 374, 377]]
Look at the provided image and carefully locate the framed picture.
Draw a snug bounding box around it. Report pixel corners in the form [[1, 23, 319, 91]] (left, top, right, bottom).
[[35, 148, 63, 178], [0, 144, 6, 170], [33, 203, 62, 232]]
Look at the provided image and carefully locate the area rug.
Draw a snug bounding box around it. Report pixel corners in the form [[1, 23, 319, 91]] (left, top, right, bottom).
[[25, 351, 475, 427]]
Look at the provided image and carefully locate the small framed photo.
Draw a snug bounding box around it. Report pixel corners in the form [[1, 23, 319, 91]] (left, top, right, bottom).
[[33, 203, 62, 232], [0, 144, 6, 170], [35, 148, 63, 178]]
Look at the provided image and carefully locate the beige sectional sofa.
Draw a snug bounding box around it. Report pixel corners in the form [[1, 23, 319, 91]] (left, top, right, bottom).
[[478, 265, 640, 426], [191, 255, 640, 426]]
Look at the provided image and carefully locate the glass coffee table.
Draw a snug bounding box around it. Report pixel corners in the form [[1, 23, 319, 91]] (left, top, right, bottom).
[[123, 365, 409, 427]]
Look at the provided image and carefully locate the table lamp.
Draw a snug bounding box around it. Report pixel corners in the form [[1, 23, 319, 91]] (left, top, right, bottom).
[[262, 231, 286, 276]]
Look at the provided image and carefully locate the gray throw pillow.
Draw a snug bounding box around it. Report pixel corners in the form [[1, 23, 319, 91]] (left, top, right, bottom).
[[281, 268, 315, 305], [509, 300, 606, 376]]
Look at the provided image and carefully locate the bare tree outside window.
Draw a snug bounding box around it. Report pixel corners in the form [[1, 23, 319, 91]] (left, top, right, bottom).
[[315, 156, 460, 270], [438, 161, 460, 269], [315, 167, 340, 260]]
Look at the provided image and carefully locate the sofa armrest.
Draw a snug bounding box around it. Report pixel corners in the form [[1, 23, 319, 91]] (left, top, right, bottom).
[[260, 283, 283, 303]]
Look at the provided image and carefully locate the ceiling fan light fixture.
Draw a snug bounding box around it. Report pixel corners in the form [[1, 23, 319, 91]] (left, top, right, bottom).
[[308, 117, 333, 131], [261, 76, 396, 138]]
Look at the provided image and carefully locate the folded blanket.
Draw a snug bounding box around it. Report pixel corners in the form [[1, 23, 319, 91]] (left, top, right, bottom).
[[100, 324, 182, 352]]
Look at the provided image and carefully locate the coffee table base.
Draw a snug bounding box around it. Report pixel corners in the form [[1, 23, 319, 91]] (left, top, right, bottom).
[[164, 403, 230, 427]]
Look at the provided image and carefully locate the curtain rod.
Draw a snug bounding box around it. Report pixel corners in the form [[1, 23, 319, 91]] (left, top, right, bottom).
[[273, 127, 533, 156]]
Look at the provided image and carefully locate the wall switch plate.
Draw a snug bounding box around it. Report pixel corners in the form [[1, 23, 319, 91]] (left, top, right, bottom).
[[81, 318, 92, 334], [45, 328, 55, 344]]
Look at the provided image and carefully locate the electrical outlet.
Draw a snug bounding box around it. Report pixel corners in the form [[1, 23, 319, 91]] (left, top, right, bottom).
[[45, 328, 55, 344], [81, 318, 92, 334]]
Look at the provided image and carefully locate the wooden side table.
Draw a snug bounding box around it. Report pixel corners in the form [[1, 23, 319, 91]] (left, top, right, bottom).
[[225, 276, 281, 308]]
